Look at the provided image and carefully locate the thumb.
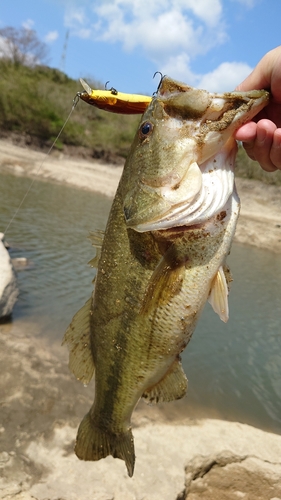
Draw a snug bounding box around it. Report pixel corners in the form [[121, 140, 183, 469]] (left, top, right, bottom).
[[236, 47, 281, 103]]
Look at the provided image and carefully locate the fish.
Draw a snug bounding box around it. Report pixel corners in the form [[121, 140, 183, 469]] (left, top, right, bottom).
[[79, 78, 151, 114], [63, 77, 269, 477]]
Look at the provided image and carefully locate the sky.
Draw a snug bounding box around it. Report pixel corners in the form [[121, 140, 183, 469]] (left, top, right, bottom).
[[0, 0, 281, 96]]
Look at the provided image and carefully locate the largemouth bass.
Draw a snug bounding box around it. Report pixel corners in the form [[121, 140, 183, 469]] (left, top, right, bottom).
[[63, 77, 269, 477]]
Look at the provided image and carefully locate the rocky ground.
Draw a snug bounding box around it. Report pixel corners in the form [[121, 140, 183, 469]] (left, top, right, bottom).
[[1, 323, 281, 500], [1, 139, 281, 499]]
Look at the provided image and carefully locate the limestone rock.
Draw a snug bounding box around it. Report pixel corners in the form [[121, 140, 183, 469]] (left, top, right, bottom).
[[0, 233, 18, 318], [182, 450, 281, 500]]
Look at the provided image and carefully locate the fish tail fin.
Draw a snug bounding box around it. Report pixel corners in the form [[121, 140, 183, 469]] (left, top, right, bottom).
[[75, 412, 135, 477]]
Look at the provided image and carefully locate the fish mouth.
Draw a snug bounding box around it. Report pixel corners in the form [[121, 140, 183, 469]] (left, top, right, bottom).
[[123, 83, 270, 233]]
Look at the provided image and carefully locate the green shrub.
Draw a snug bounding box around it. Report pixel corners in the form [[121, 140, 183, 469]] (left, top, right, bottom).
[[0, 60, 139, 156]]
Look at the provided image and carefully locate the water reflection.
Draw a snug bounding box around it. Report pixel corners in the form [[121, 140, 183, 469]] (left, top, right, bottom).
[[0, 172, 112, 338], [0, 171, 281, 432], [182, 243, 281, 432]]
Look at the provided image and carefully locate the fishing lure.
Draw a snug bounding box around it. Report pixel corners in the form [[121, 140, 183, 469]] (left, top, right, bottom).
[[79, 78, 152, 115]]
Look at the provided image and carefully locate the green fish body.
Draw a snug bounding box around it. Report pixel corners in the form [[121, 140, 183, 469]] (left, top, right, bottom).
[[63, 78, 269, 477]]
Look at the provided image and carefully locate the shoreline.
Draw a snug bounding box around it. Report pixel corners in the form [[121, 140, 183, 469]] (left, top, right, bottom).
[[1, 139, 281, 498], [1, 322, 281, 500], [0, 138, 281, 253]]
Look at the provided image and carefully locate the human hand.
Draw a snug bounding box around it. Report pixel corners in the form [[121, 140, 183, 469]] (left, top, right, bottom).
[[235, 46, 281, 172]]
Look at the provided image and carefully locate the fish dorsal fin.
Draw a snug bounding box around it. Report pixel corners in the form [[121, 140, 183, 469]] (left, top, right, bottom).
[[88, 229, 104, 247], [208, 265, 229, 323], [142, 358, 188, 404], [88, 251, 101, 269], [62, 298, 95, 384], [88, 230, 104, 268]]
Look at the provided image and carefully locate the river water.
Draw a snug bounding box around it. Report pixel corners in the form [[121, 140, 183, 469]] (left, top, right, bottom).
[[1, 171, 281, 433]]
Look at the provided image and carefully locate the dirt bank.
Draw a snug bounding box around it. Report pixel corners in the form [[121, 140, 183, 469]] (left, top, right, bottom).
[[0, 138, 281, 253], [1, 323, 281, 500]]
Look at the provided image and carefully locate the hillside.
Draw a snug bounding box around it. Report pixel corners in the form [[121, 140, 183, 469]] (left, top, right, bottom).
[[0, 60, 140, 163], [0, 59, 281, 184]]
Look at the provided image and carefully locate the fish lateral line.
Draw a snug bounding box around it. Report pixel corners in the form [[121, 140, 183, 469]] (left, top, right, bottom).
[[3, 93, 80, 237]]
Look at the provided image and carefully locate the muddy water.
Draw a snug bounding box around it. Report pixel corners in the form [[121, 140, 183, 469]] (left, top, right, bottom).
[[1, 171, 281, 433]]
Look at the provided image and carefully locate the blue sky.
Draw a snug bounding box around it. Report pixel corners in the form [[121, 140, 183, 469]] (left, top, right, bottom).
[[0, 0, 281, 95]]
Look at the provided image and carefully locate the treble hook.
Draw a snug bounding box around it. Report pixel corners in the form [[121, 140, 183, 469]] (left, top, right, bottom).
[[153, 71, 166, 95], [105, 81, 118, 95]]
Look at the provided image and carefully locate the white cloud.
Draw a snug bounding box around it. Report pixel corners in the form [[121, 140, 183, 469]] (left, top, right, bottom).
[[157, 59, 253, 92], [160, 53, 198, 85], [44, 31, 59, 43], [61, 0, 254, 93], [175, 0, 223, 27], [65, 7, 86, 27], [91, 0, 227, 68], [22, 19, 34, 30], [197, 62, 253, 92]]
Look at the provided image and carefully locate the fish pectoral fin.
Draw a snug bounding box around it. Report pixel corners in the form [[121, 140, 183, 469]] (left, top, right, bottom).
[[208, 265, 229, 323], [62, 297, 95, 384], [141, 257, 184, 314], [75, 412, 135, 477], [142, 358, 188, 404]]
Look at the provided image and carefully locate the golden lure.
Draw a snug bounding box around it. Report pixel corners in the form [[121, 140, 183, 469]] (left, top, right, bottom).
[[79, 78, 152, 114]]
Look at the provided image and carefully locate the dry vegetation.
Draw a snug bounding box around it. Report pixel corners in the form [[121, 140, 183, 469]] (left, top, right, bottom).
[[236, 143, 281, 185], [0, 59, 140, 161], [1, 58, 281, 184]]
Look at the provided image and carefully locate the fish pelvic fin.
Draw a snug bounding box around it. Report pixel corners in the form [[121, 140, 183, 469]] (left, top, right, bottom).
[[75, 412, 135, 477], [62, 298, 95, 385], [208, 265, 230, 323], [142, 358, 188, 404]]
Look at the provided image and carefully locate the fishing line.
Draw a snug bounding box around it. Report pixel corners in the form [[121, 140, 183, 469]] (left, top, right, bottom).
[[3, 92, 81, 237]]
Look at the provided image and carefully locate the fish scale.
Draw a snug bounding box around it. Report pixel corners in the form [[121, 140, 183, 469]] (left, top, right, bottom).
[[63, 77, 269, 476]]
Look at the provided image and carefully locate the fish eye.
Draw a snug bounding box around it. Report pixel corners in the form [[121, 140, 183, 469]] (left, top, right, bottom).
[[139, 121, 153, 139]]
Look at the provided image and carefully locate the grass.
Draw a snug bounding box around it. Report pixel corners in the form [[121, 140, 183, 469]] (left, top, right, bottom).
[[0, 60, 140, 159], [0, 59, 280, 185]]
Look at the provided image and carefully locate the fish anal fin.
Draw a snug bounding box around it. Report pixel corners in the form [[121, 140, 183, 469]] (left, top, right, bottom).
[[75, 412, 135, 477], [62, 298, 95, 384], [208, 265, 229, 323], [142, 358, 188, 404]]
